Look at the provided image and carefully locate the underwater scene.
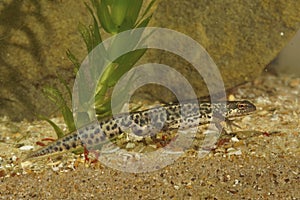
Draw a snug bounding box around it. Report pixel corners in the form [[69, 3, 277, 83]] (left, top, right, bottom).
[[0, 0, 299, 199]]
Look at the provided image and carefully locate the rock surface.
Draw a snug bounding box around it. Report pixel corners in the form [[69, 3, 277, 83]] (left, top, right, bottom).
[[138, 0, 300, 102], [1, 0, 300, 120]]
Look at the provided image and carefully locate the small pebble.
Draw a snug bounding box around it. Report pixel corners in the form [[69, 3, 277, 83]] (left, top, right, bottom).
[[228, 94, 236, 101], [227, 148, 242, 156], [11, 155, 17, 162], [125, 142, 136, 149], [289, 79, 300, 88], [19, 145, 34, 151], [174, 185, 180, 190], [231, 136, 239, 142]]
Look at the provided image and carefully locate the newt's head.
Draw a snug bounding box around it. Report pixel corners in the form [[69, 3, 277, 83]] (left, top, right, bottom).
[[226, 100, 256, 117]]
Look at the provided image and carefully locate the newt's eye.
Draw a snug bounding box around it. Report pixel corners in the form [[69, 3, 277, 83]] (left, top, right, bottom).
[[238, 103, 246, 110]]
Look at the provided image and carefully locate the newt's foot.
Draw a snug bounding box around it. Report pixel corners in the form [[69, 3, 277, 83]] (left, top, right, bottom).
[[83, 145, 99, 164]]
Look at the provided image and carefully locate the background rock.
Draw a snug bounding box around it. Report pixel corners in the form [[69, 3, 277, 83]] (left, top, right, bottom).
[[0, 0, 88, 121], [1, 0, 300, 120], [136, 0, 300, 102], [268, 29, 300, 76]]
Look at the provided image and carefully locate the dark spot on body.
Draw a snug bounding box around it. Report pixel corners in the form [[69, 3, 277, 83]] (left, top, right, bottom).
[[64, 144, 70, 150], [94, 128, 100, 134], [134, 118, 139, 124], [112, 123, 118, 130], [118, 127, 123, 134], [192, 106, 199, 113], [152, 115, 158, 122], [135, 129, 143, 136], [121, 119, 132, 127], [160, 114, 165, 122], [139, 119, 145, 126], [72, 142, 77, 148], [90, 133, 94, 139], [66, 135, 73, 141], [188, 119, 193, 123], [172, 106, 177, 112], [109, 133, 115, 138], [83, 134, 88, 139], [155, 122, 162, 129], [186, 104, 192, 109], [100, 135, 106, 141]]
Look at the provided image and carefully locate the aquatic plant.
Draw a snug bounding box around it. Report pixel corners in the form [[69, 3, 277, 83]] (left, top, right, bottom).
[[42, 0, 157, 138]]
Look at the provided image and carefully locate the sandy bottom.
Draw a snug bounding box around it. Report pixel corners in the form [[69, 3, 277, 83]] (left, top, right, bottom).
[[0, 73, 299, 199]]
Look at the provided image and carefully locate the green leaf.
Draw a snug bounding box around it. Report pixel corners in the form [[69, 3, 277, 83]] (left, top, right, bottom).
[[42, 86, 75, 132], [74, 112, 91, 128], [61, 106, 75, 132], [96, 0, 117, 34], [43, 0, 157, 138], [66, 49, 80, 72], [94, 83, 108, 105], [78, 23, 93, 53], [125, 0, 143, 26], [137, 0, 156, 26], [38, 115, 65, 139], [57, 74, 72, 101], [110, 0, 129, 26], [92, 15, 102, 46], [95, 66, 141, 119], [136, 14, 152, 28], [85, 2, 102, 47], [94, 62, 117, 105], [107, 49, 147, 87], [42, 86, 64, 106], [95, 98, 111, 114]]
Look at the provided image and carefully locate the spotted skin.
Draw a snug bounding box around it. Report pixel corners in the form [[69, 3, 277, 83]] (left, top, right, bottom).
[[26, 100, 256, 159]]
